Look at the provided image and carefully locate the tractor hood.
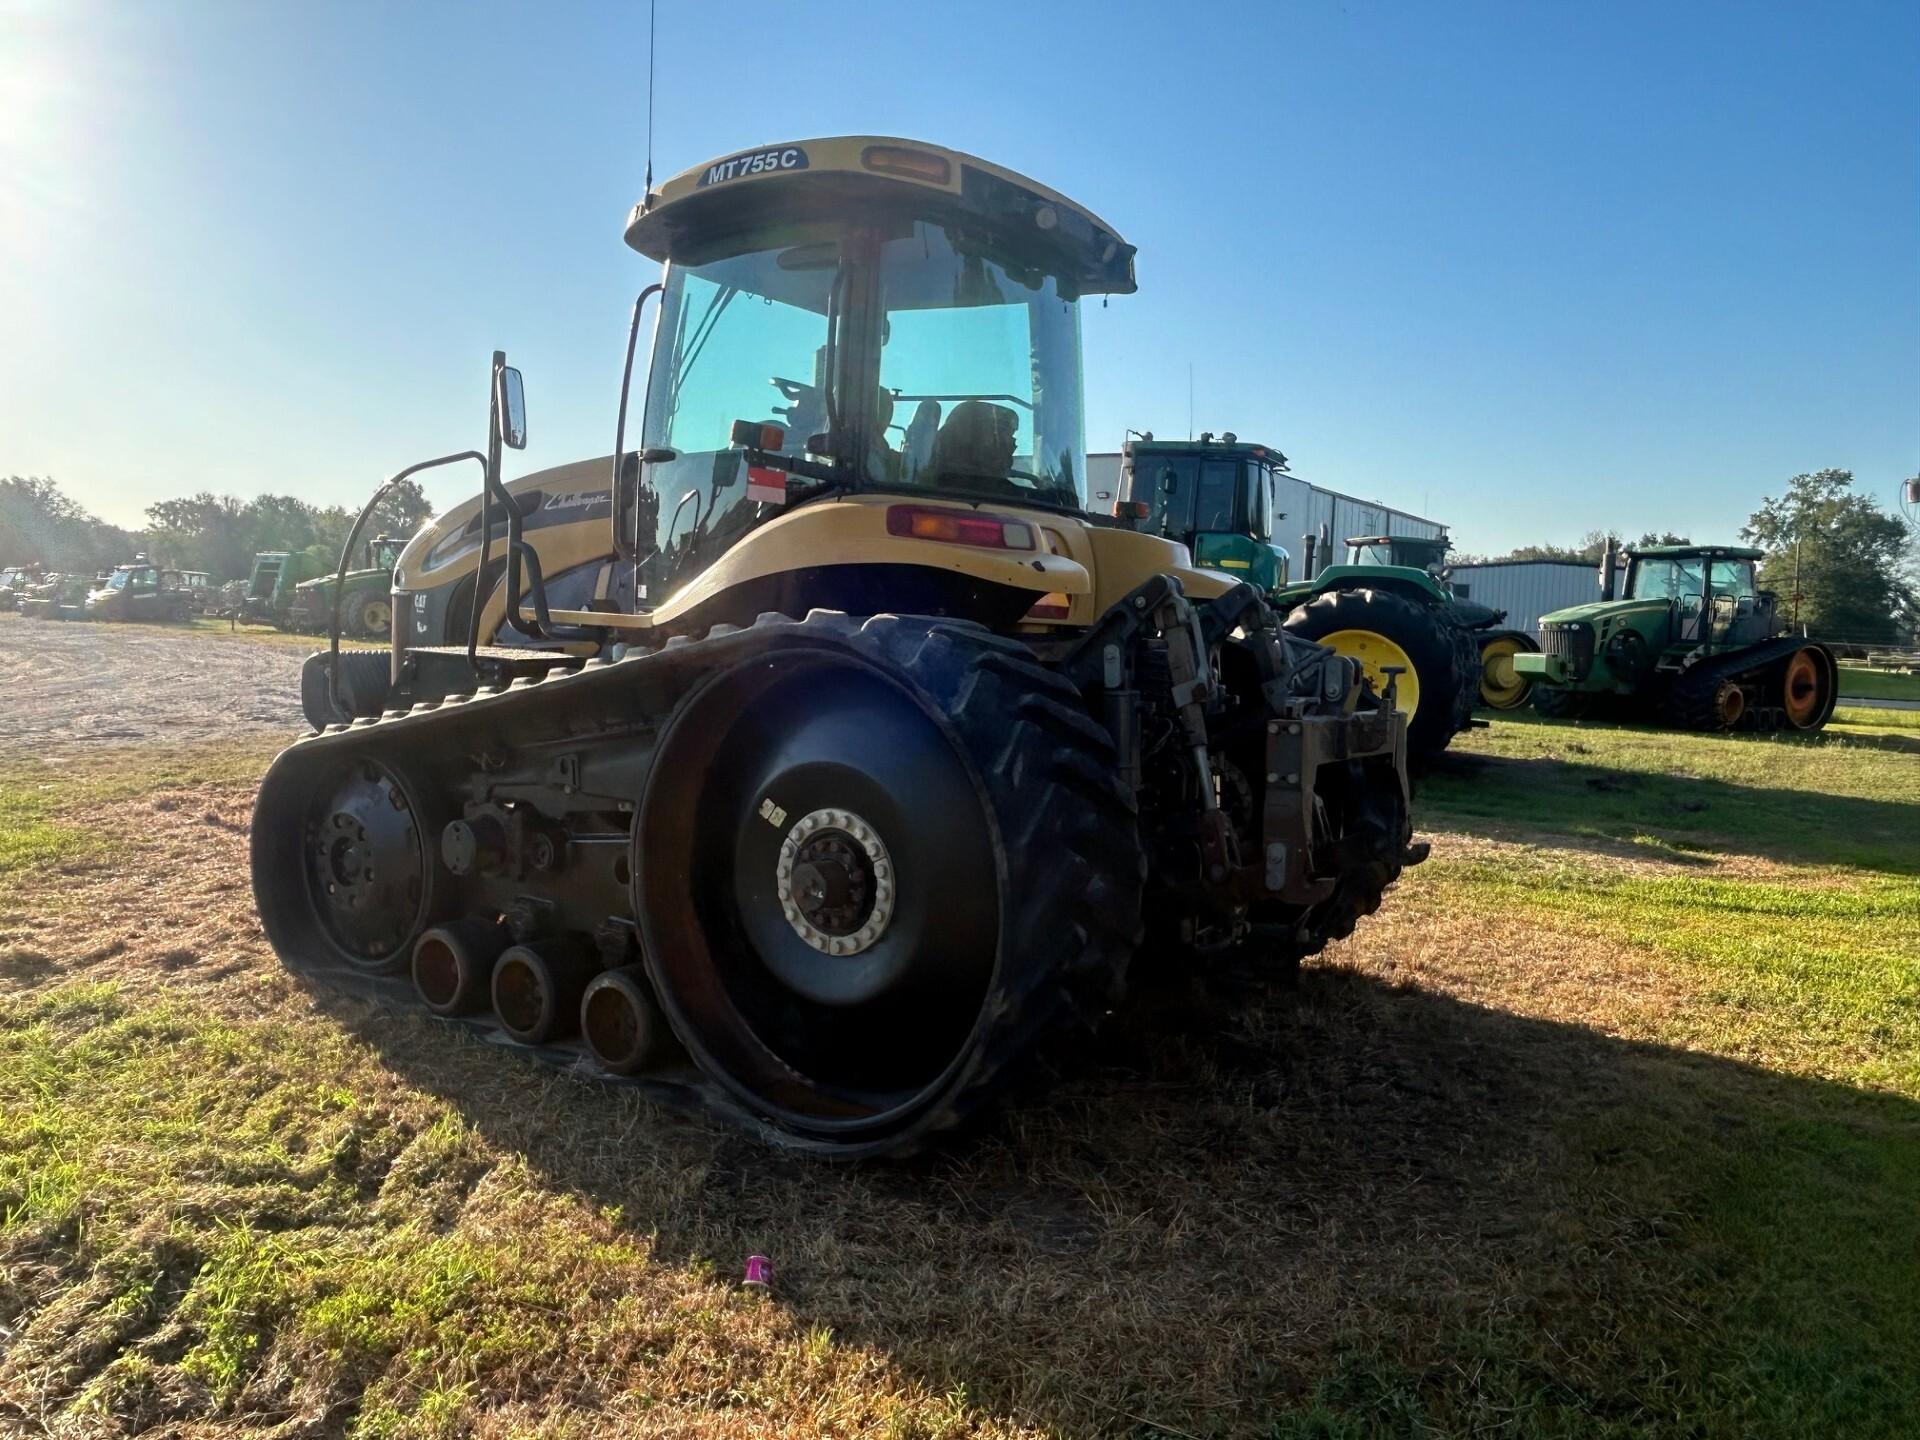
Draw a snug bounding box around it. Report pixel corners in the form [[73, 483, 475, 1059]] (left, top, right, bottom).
[[1539, 598, 1669, 628]]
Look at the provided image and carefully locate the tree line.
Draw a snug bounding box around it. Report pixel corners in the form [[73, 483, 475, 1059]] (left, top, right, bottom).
[[1457, 470, 1918, 645], [0, 476, 434, 582]]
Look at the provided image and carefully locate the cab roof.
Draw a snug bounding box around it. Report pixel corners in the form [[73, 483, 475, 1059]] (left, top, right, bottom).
[[1629, 543, 1764, 561], [625, 135, 1136, 297]]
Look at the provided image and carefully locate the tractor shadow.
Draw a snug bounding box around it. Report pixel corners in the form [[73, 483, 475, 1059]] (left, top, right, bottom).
[[320, 960, 1920, 1436], [1418, 744, 1919, 877]]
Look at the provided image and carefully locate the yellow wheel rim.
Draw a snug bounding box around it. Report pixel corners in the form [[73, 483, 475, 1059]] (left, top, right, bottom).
[[1478, 635, 1532, 710], [365, 599, 392, 636], [1318, 629, 1421, 720]]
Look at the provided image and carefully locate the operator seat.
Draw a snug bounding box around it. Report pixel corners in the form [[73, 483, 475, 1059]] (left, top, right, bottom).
[[929, 400, 1019, 489]]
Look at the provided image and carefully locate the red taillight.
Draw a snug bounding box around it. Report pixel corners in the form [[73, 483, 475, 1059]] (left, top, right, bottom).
[[886, 505, 1035, 550], [1114, 499, 1150, 520]]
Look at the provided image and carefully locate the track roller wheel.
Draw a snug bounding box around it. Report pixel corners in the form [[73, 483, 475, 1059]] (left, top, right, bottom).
[[1476, 632, 1537, 710], [254, 756, 437, 974], [492, 940, 597, 1045], [412, 917, 510, 1016], [1779, 645, 1836, 731], [634, 617, 1142, 1157], [582, 965, 674, 1076]]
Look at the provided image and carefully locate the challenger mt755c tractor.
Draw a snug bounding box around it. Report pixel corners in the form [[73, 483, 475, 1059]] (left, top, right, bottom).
[[253, 137, 1423, 1158], [1515, 540, 1838, 731], [1118, 435, 1537, 758]]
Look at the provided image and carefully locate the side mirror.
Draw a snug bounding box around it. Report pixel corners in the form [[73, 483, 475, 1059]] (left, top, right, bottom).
[[498, 366, 528, 450], [1735, 595, 1755, 616]]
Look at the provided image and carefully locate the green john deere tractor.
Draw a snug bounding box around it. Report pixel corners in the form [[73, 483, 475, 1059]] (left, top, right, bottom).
[[1514, 541, 1838, 732], [1116, 435, 1535, 758], [286, 535, 404, 638]]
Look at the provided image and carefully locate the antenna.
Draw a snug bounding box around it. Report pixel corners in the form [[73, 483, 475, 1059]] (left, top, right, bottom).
[[643, 0, 658, 198]]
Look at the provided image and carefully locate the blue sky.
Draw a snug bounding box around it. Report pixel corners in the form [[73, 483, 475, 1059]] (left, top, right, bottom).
[[3, 0, 1914, 554]]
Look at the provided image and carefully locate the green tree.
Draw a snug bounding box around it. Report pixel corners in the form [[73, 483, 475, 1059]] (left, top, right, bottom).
[[1742, 469, 1917, 643], [1485, 529, 1689, 565], [145, 493, 253, 580], [0, 476, 138, 571]]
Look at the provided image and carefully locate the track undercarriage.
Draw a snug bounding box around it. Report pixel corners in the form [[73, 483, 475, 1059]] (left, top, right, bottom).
[[256, 587, 1414, 1157]]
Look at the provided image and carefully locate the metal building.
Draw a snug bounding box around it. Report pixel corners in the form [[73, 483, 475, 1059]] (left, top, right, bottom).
[[1443, 559, 1625, 635], [1084, 452, 1445, 573]]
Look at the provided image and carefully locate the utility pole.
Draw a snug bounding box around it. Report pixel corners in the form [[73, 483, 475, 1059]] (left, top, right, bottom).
[[1187, 363, 1194, 441]]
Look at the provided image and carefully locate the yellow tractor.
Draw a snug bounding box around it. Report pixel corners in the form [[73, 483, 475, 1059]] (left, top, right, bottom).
[[254, 137, 1422, 1157]]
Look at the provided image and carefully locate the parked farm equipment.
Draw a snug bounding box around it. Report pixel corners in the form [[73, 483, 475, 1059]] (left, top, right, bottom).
[[1515, 540, 1838, 732], [252, 135, 1423, 1158], [1116, 435, 1536, 757]]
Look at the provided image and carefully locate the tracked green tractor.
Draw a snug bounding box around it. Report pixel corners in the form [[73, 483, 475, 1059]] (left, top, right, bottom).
[[1515, 540, 1838, 731], [1117, 436, 1535, 758], [251, 136, 1424, 1159]]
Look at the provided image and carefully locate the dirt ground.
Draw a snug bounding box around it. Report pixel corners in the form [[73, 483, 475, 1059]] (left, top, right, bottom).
[[0, 615, 308, 756]]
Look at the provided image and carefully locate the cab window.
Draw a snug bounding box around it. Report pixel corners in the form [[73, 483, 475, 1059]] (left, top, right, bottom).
[[1194, 460, 1238, 532], [1709, 560, 1755, 597]]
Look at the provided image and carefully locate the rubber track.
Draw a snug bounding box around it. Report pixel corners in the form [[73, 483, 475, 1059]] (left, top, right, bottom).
[[255, 609, 1145, 1158], [1661, 635, 1835, 733]]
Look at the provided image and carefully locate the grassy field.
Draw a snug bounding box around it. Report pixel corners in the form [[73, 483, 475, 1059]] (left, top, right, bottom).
[[1837, 665, 1920, 702], [1, 711, 1916, 1436]]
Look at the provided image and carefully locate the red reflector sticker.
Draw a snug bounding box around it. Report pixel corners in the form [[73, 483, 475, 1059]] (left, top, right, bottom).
[[746, 464, 786, 506]]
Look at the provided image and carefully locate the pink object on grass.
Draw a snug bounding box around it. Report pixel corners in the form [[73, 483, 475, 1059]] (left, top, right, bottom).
[[743, 1254, 773, 1289]]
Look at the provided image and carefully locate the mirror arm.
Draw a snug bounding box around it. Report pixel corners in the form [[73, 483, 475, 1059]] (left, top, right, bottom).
[[329, 450, 487, 723]]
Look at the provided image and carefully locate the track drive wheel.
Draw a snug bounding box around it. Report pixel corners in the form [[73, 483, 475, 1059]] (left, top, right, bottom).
[[1285, 589, 1468, 758], [1477, 632, 1538, 710], [1778, 645, 1836, 731], [634, 616, 1143, 1157]]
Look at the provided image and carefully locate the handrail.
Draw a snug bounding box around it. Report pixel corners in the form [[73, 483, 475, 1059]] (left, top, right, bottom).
[[328, 451, 486, 721]]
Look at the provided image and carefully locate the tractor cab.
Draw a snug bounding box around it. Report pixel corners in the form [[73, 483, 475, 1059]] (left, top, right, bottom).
[[1346, 534, 1449, 575], [1622, 544, 1773, 653], [1117, 434, 1292, 588], [606, 137, 1137, 621]]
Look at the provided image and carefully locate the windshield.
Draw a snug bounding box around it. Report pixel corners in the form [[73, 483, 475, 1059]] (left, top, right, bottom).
[[876, 221, 1086, 507], [634, 217, 1088, 606], [106, 568, 133, 590], [1628, 556, 1704, 601]]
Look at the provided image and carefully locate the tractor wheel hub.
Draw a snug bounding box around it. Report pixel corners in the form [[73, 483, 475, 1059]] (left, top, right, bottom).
[[776, 809, 894, 956]]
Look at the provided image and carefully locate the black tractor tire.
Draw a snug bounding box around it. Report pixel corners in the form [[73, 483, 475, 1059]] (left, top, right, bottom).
[[345, 590, 392, 641], [1530, 684, 1595, 720], [1284, 588, 1469, 758], [300, 649, 393, 729], [634, 614, 1146, 1155]]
